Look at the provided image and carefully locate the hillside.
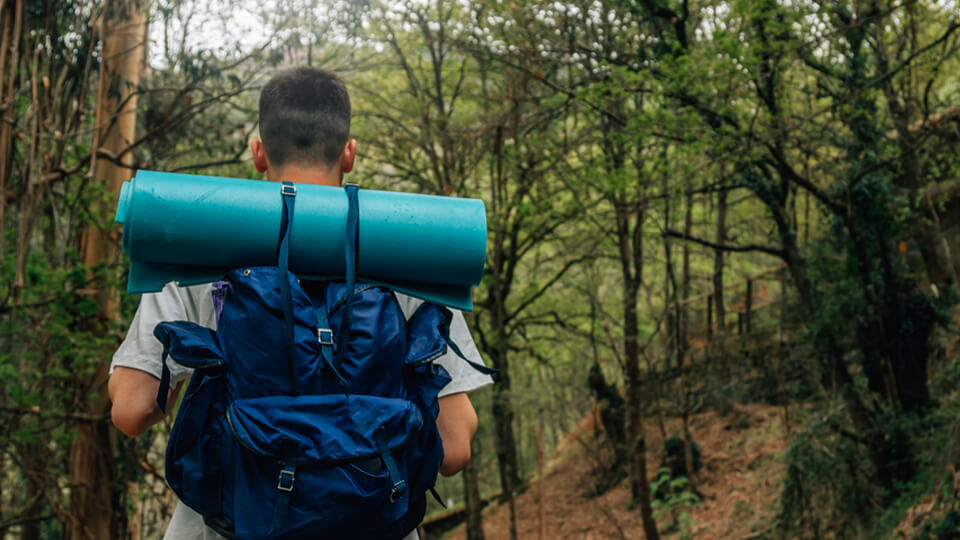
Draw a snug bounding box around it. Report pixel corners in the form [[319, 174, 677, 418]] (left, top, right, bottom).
[[441, 404, 790, 539]]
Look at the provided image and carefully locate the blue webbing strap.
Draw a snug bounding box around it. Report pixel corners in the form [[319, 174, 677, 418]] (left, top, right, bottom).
[[270, 440, 298, 534], [375, 427, 407, 504], [278, 181, 299, 395], [269, 462, 296, 533], [315, 297, 347, 388], [334, 184, 359, 389], [156, 350, 172, 413]]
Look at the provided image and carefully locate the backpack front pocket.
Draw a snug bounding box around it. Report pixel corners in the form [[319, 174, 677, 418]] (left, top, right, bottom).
[[223, 394, 423, 540]]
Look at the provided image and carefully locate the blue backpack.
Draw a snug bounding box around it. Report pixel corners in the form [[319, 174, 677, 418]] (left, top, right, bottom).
[[152, 183, 492, 539]]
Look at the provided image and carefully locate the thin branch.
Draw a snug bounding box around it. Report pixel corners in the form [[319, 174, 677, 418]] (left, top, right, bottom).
[[663, 229, 786, 259], [0, 406, 109, 423], [0, 514, 56, 530]]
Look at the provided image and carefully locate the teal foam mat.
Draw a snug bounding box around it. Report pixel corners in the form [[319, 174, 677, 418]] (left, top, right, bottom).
[[116, 170, 487, 311]]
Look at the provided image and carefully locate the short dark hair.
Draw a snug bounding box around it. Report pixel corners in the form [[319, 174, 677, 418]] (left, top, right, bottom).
[[258, 67, 351, 168]]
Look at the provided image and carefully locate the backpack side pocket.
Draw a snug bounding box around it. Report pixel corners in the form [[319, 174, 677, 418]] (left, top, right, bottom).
[[165, 368, 225, 517], [155, 321, 226, 518]]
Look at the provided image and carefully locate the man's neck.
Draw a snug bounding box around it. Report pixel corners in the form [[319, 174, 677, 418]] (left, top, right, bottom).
[[267, 163, 342, 187]]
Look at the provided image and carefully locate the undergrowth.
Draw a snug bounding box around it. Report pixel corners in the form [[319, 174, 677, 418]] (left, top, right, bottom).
[[776, 324, 960, 539]]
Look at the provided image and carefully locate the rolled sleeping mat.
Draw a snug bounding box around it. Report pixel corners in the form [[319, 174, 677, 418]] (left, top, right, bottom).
[[115, 170, 487, 311]]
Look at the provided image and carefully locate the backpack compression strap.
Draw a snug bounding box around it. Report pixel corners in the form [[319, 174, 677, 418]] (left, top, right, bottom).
[[333, 184, 360, 383], [315, 297, 347, 388], [276, 183, 358, 394], [278, 181, 299, 394]]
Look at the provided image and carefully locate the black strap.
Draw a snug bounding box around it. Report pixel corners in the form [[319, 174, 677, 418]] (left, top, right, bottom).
[[278, 181, 299, 395], [440, 307, 500, 375], [429, 487, 446, 508]]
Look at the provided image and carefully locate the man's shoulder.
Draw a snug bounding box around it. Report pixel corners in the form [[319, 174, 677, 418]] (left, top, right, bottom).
[[150, 281, 215, 300], [142, 281, 217, 327]]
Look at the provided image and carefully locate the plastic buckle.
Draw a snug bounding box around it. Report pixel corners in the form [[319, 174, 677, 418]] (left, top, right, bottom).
[[343, 182, 359, 188], [277, 469, 295, 492], [317, 328, 334, 345], [281, 184, 297, 197], [388, 481, 407, 503]]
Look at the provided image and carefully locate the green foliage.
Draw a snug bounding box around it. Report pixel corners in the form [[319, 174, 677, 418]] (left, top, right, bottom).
[[6, 0, 960, 537], [650, 468, 701, 539]]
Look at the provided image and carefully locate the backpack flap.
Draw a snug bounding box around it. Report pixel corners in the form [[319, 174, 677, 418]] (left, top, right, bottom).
[[403, 303, 454, 414], [153, 321, 224, 413], [223, 394, 423, 539], [405, 302, 497, 377], [154, 321, 224, 369], [404, 303, 451, 366]]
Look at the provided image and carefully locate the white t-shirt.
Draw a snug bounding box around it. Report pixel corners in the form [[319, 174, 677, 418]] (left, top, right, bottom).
[[111, 282, 493, 540]]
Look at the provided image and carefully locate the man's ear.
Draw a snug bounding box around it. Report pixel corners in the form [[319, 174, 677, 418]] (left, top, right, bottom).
[[340, 139, 357, 174], [251, 140, 269, 173]]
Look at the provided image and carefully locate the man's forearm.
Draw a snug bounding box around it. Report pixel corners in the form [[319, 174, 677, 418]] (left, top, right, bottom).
[[435, 392, 479, 476], [109, 366, 181, 437]]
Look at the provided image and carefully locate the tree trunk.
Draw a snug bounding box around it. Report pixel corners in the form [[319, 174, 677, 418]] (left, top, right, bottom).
[[624, 279, 658, 540], [69, 0, 145, 538], [488, 125, 520, 540], [713, 171, 727, 375], [490, 343, 520, 540], [0, 0, 23, 256], [679, 189, 693, 366], [713, 172, 727, 327], [0, 1, 22, 520], [19, 442, 43, 540], [463, 440, 485, 540], [614, 196, 658, 540]]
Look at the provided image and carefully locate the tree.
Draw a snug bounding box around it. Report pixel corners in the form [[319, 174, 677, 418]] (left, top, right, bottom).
[[629, 0, 960, 530], [0, 1, 278, 536], [69, 0, 147, 537]]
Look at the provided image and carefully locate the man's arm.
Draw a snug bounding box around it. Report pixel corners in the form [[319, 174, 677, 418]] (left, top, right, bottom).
[[435, 392, 479, 476], [109, 366, 182, 438]]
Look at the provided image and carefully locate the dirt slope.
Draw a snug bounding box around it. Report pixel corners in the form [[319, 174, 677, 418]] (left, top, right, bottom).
[[442, 404, 790, 539]]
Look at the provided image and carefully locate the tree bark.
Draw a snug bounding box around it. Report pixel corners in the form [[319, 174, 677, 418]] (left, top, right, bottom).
[[614, 197, 658, 540], [623, 278, 658, 540], [463, 440, 485, 540], [713, 172, 727, 328], [0, 0, 23, 256], [713, 170, 727, 375], [488, 124, 520, 540], [679, 188, 693, 366], [69, 0, 145, 538]]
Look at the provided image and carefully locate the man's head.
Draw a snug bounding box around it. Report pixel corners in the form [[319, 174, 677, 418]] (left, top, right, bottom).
[[252, 67, 357, 186]]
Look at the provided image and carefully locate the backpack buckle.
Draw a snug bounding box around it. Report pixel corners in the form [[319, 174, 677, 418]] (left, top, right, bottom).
[[281, 184, 297, 197], [317, 328, 334, 345], [389, 481, 407, 503], [277, 469, 296, 492]]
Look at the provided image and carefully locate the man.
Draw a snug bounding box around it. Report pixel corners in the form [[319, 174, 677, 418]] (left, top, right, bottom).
[[109, 67, 493, 540]]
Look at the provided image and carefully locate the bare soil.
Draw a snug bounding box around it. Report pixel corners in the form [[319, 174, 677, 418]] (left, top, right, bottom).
[[441, 403, 790, 540]]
